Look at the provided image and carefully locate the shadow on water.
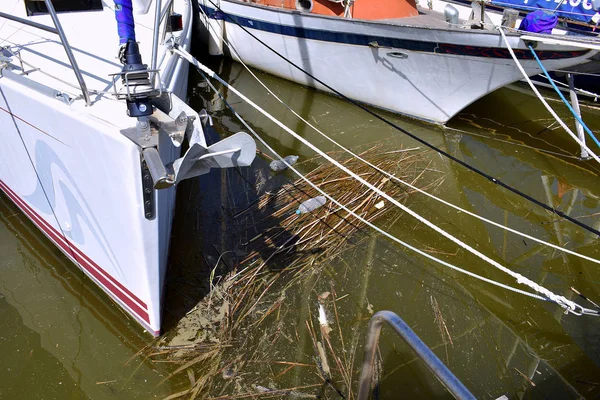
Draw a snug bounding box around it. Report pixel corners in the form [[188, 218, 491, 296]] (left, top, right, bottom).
[[0, 293, 87, 399], [162, 76, 311, 330]]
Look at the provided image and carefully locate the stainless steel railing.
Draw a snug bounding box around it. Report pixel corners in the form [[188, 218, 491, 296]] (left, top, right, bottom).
[[0, 0, 91, 105], [357, 311, 476, 400], [150, 0, 162, 87]]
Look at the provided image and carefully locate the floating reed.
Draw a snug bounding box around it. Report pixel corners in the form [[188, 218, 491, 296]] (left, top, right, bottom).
[[237, 145, 437, 269], [148, 144, 441, 399]]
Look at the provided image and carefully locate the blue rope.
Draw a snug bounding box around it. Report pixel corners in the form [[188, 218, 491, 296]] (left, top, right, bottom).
[[114, 0, 136, 44], [528, 45, 600, 149]]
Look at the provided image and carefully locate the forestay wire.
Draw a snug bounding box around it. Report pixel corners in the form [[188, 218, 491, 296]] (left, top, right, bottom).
[[170, 43, 599, 316]]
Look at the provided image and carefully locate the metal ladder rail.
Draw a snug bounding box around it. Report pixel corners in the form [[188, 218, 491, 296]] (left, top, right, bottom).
[[357, 311, 476, 400], [0, 0, 91, 106]]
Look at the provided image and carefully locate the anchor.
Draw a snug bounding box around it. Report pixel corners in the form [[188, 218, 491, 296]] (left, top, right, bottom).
[[117, 91, 255, 219], [111, 3, 255, 217], [171, 131, 256, 184], [114, 61, 255, 218], [119, 93, 256, 190]]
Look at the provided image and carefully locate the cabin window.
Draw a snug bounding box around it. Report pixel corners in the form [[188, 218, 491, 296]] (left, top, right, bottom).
[[25, 0, 104, 16]]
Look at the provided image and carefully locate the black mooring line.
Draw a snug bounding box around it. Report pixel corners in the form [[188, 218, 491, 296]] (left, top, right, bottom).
[[202, 0, 600, 238]]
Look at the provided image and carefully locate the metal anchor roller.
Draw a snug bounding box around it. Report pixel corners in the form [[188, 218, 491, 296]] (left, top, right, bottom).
[[121, 92, 256, 191]]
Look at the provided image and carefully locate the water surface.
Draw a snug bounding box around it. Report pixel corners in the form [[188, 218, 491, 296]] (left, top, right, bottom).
[[1, 57, 600, 398]]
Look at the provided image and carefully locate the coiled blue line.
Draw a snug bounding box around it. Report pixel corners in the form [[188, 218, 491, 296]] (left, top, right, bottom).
[[114, 0, 136, 44]]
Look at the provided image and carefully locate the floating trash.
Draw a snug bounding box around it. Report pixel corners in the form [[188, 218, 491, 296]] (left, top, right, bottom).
[[149, 144, 439, 399], [296, 196, 327, 214], [269, 155, 299, 172]]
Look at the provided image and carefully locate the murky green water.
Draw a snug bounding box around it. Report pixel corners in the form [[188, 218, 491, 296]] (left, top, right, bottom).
[[0, 196, 183, 398], [2, 56, 600, 399]]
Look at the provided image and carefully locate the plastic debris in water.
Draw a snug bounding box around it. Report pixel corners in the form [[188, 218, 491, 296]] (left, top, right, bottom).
[[318, 304, 328, 326], [269, 155, 299, 172], [318, 304, 331, 334], [296, 196, 326, 214]]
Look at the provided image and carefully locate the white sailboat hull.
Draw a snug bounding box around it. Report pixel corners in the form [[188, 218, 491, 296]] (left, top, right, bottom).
[[198, 0, 596, 123], [0, 0, 193, 335]]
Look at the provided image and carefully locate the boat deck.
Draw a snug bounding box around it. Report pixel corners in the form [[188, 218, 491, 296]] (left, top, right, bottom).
[[0, 1, 158, 123], [0, 1, 191, 124], [381, 9, 461, 29], [382, 6, 600, 48], [380, 6, 520, 35]]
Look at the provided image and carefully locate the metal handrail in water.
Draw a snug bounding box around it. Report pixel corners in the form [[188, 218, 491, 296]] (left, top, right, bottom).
[[357, 311, 476, 400], [0, 1, 91, 105]]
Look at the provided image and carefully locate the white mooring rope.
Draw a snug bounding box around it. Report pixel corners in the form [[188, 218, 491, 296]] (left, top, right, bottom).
[[170, 44, 599, 316], [196, 14, 600, 267], [498, 27, 600, 165]]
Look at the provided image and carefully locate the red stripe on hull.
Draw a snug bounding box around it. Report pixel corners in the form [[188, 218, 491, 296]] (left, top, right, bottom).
[[0, 179, 153, 328], [74, 238, 148, 310], [0, 180, 147, 308], [0, 105, 148, 310]]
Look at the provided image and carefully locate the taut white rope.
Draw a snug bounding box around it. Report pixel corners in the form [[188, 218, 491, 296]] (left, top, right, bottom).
[[498, 27, 600, 165], [198, 14, 600, 266], [170, 44, 598, 316]]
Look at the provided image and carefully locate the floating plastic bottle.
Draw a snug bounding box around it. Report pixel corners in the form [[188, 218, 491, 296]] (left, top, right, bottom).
[[296, 196, 326, 214], [269, 155, 299, 172]]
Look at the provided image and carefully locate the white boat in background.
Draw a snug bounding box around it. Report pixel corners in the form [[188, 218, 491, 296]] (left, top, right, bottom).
[[197, 0, 599, 123], [0, 0, 255, 335]]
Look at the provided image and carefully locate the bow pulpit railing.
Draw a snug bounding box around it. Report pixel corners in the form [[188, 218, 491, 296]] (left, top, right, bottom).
[[0, 0, 91, 106]]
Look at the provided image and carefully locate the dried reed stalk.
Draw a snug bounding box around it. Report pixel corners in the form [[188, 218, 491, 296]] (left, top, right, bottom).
[[149, 144, 440, 399]]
